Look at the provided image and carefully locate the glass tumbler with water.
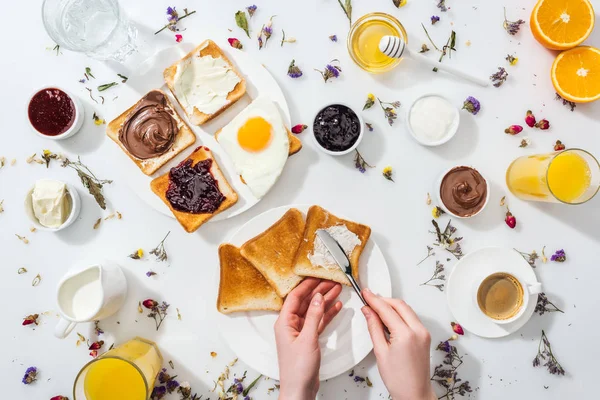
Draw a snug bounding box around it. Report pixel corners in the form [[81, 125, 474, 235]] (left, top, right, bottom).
[[42, 0, 139, 62]]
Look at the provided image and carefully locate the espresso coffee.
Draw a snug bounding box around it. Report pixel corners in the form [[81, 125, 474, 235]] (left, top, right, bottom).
[[477, 273, 524, 320]]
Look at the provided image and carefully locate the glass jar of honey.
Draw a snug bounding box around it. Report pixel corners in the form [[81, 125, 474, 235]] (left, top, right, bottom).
[[347, 12, 408, 74]]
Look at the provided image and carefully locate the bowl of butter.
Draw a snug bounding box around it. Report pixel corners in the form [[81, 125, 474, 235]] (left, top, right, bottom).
[[24, 179, 81, 231]]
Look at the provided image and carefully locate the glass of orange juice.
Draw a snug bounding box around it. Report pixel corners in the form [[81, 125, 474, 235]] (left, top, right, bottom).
[[506, 149, 600, 204], [73, 337, 163, 400]]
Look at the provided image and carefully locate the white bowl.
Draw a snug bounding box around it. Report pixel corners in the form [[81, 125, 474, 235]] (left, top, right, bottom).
[[311, 102, 364, 156], [436, 166, 490, 219], [24, 180, 81, 231], [27, 86, 84, 140], [406, 94, 459, 147]]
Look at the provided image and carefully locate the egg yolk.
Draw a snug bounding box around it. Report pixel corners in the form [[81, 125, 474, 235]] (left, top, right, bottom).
[[237, 117, 272, 152]]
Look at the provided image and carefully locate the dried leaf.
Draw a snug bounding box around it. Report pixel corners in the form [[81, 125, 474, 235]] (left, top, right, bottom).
[[0, 199, 4, 213], [11, 158, 16, 166], [63, 157, 112, 210], [500, 196, 506, 206], [26, 153, 37, 163], [169, 360, 175, 369], [32, 274, 42, 286], [104, 213, 115, 220], [138, 301, 143, 314], [211, 351, 217, 358], [116, 211, 122, 219], [16, 234, 29, 244], [176, 308, 182, 320], [18, 267, 28, 274], [229, 358, 238, 366], [93, 218, 102, 229], [30, 226, 37, 232], [235, 11, 250, 38], [98, 82, 118, 91], [426, 193, 432, 205], [76, 332, 87, 347]]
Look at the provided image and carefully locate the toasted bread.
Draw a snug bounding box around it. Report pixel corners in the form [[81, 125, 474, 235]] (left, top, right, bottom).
[[150, 147, 238, 233], [215, 126, 302, 157], [217, 244, 283, 314], [293, 206, 371, 286], [106, 90, 196, 176], [240, 209, 305, 297], [164, 40, 246, 126]]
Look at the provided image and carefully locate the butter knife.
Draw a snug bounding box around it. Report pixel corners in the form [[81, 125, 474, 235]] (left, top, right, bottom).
[[316, 229, 367, 306]]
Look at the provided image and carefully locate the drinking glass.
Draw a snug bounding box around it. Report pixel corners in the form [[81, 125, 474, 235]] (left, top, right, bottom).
[[42, 0, 138, 62], [506, 149, 600, 204], [73, 337, 162, 400]]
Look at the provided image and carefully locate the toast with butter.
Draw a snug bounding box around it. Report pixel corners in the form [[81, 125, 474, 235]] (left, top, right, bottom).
[[150, 146, 237, 233], [106, 90, 196, 176], [164, 39, 246, 126], [293, 205, 371, 286], [217, 244, 283, 314], [240, 208, 305, 298]]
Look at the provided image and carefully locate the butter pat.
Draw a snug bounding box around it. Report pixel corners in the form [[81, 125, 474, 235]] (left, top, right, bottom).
[[31, 180, 70, 228], [308, 225, 361, 270], [173, 54, 241, 117]]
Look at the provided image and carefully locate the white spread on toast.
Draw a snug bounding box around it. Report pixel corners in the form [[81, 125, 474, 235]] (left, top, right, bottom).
[[308, 225, 361, 270], [173, 54, 241, 117]]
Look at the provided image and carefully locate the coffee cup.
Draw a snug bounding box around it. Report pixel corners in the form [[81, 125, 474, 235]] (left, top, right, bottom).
[[474, 272, 542, 324]]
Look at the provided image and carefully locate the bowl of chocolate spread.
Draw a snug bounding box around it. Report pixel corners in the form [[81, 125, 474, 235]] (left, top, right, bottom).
[[438, 166, 489, 218]]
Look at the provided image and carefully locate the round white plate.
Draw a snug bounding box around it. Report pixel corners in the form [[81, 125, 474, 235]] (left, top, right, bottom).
[[446, 247, 540, 338], [216, 205, 392, 380], [105, 41, 291, 222]]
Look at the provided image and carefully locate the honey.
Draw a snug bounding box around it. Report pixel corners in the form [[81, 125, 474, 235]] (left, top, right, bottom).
[[348, 13, 407, 73]]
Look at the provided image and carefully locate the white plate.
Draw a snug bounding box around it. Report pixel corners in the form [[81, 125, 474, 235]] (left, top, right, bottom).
[[216, 205, 392, 380], [105, 42, 291, 222], [446, 247, 540, 338]]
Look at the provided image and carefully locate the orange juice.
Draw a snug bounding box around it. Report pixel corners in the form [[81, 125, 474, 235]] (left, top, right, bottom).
[[75, 337, 162, 400], [506, 149, 599, 204]]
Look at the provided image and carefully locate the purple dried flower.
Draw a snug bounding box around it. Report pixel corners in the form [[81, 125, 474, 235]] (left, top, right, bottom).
[[503, 8, 525, 36], [166, 379, 180, 393], [329, 34, 338, 42], [166, 7, 179, 22], [437, 340, 451, 353], [263, 25, 273, 37], [354, 375, 366, 382], [314, 59, 342, 82], [354, 150, 373, 174], [22, 366, 38, 384], [437, 0, 448, 12], [235, 382, 244, 393], [462, 96, 481, 115], [287, 59, 303, 78], [431, 15, 440, 24], [326, 64, 340, 78], [550, 249, 566, 262], [490, 67, 508, 87], [246, 5, 257, 17], [146, 271, 157, 277], [151, 385, 167, 399]]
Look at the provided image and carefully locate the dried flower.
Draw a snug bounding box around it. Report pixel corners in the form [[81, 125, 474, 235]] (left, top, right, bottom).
[[155, 7, 196, 35], [315, 59, 342, 82], [287, 59, 303, 78], [365, 122, 373, 132], [246, 5, 257, 17], [354, 376, 366, 383], [490, 67, 508, 87], [150, 231, 170, 262], [18, 267, 28, 274], [525, 110, 536, 127], [257, 16, 275, 49], [555, 93, 576, 111], [22, 366, 38, 384], [535, 119, 550, 130], [431, 341, 473, 399], [417, 246, 435, 266], [503, 8, 525, 35], [535, 293, 564, 315], [551, 249, 566, 262], [421, 260, 446, 291], [235, 10, 250, 38], [62, 157, 112, 210], [76, 333, 87, 347], [421, 26, 457, 71], [50, 396, 69, 400], [431, 15, 440, 24], [533, 330, 565, 375], [451, 322, 464, 335], [393, 0, 407, 7], [144, 299, 169, 331], [432, 206, 446, 219], [176, 308, 182, 320], [431, 219, 463, 259], [554, 140, 565, 151], [382, 166, 394, 182], [419, 44, 430, 53], [143, 299, 158, 309], [151, 386, 167, 399], [89, 340, 104, 351], [354, 150, 374, 173], [175, 34, 183, 43], [378, 98, 400, 126], [280, 30, 296, 46], [515, 249, 539, 268], [0, 199, 4, 214], [138, 302, 143, 314], [291, 124, 307, 134], [329, 35, 338, 42], [437, 0, 448, 12], [16, 234, 29, 244], [23, 314, 39, 326], [129, 248, 144, 259], [542, 246, 548, 263], [337, 0, 352, 26], [32, 274, 42, 287], [94, 320, 104, 336], [462, 96, 480, 115], [505, 124, 523, 135], [520, 138, 531, 148], [41, 150, 63, 168], [146, 271, 157, 277], [426, 193, 432, 205], [363, 93, 375, 110], [506, 54, 518, 65], [89, 350, 98, 358], [211, 351, 218, 357]]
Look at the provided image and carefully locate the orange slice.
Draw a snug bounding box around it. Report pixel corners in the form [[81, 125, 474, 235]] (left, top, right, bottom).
[[531, 0, 595, 50], [551, 46, 600, 103]]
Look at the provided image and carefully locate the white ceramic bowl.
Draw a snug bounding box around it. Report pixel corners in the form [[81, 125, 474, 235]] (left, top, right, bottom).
[[24, 180, 81, 231], [436, 166, 490, 219], [312, 103, 364, 156], [27, 86, 84, 140], [406, 94, 459, 147]]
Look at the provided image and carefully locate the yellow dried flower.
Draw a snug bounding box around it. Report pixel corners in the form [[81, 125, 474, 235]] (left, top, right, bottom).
[[368, 93, 375, 101], [382, 166, 394, 182], [432, 206, 445, 219], [137, 249, 144, 258]]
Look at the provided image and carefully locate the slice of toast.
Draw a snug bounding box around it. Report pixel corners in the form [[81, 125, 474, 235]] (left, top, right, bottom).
[[150, 147, 238, 233], [106, 90, 196, 176], [293, 206, 371, 286], [164, 40, 246, 126], [217, 244, 283, 314], [215, 126, 302, 157], [240, 208, 305, 297]]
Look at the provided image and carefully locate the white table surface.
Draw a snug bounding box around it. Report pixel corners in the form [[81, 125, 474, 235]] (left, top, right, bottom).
[[2, 0, 600, 399]]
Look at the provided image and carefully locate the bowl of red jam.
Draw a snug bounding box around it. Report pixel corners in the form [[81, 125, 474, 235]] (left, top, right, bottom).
[[312, 103, 363, 156], [27, 87, 84, 140]]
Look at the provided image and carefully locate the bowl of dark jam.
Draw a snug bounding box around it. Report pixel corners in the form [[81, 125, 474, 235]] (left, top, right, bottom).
[[312, 103, 363, 156], [27, 86, 84, 140]]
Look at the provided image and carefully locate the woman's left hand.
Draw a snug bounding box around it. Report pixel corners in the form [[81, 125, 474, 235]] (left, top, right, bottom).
[[275, 278, 343, 400]]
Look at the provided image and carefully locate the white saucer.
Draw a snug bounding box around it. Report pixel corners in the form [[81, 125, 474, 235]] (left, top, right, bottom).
[[446, 247, 540, 338], [216, 205, 392, 380]]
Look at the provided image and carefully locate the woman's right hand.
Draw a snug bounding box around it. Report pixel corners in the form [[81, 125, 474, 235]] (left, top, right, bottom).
[[361, 289, 436, 400]]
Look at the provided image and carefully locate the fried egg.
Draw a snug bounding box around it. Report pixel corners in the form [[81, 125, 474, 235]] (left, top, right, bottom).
[[217, 97, 289, 199]]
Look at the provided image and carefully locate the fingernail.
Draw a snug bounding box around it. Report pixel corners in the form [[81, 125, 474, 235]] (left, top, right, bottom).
[[312, 293, 323, 306], [361, 307, 371, 317]]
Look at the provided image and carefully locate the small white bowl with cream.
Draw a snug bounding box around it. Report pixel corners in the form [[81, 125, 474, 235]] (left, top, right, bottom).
[[406, 94, 459, 146], [25, 179, 81, 231]]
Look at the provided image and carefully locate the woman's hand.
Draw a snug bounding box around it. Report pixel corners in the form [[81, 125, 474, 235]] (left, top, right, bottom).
[[275, 278, 343, 400], [361, 289, 436, 400]]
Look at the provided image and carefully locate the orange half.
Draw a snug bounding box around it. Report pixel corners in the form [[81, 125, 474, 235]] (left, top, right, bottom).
[[551, 46, 600, 103], [531, 0, 595, 50]]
